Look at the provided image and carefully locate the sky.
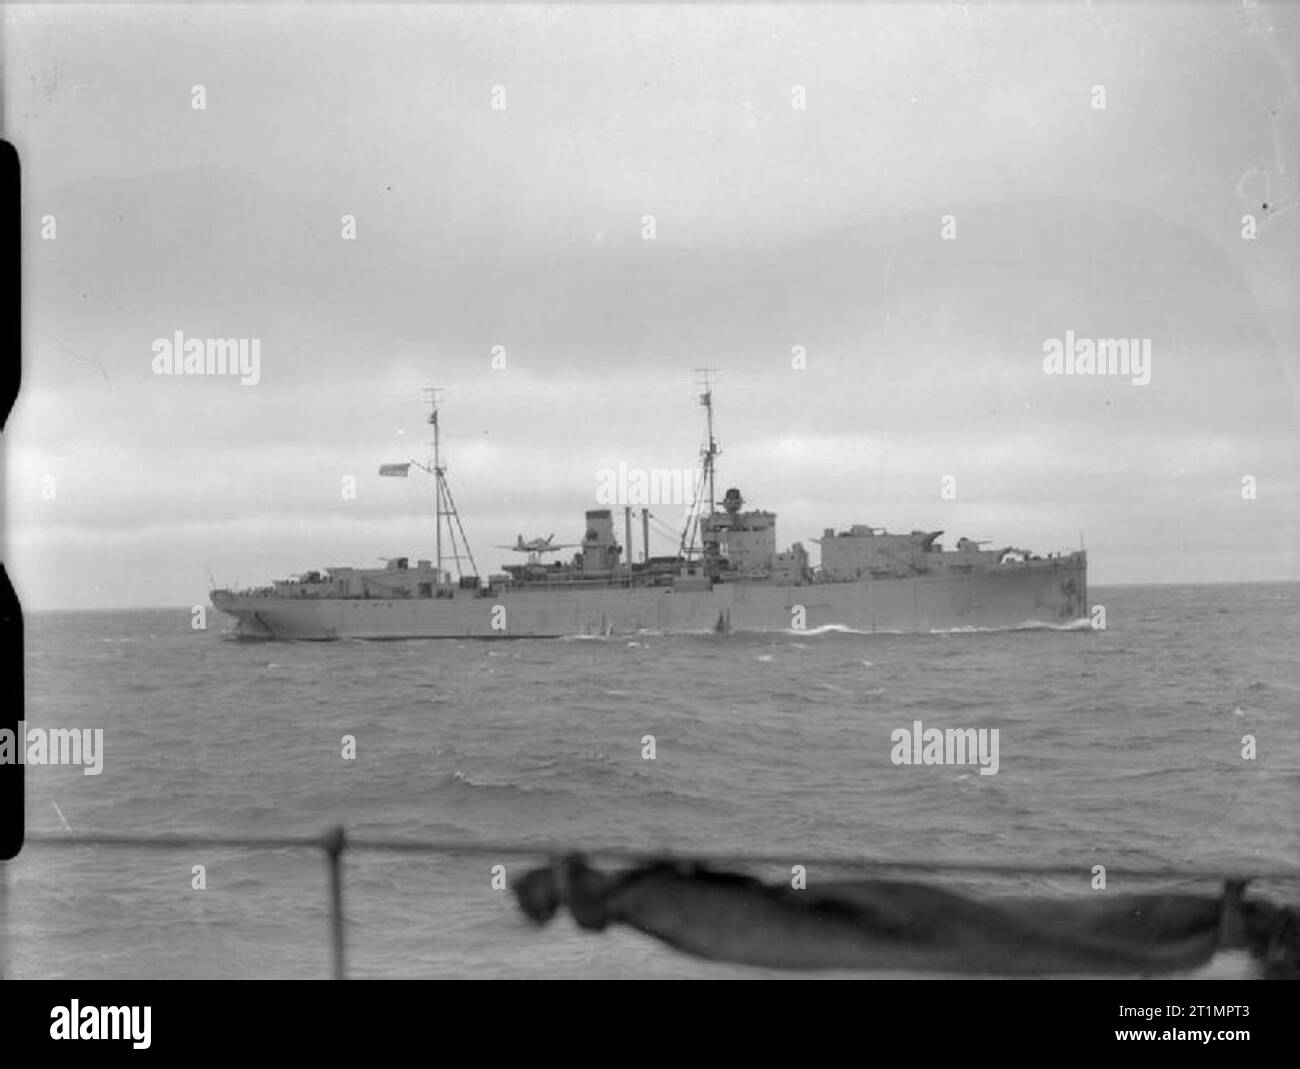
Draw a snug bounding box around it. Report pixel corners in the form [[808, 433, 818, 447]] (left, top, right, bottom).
[[2, 2, 1297, 610]]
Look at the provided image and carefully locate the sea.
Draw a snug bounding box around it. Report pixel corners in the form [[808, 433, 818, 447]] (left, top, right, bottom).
[[6, 582, 1298, 979]]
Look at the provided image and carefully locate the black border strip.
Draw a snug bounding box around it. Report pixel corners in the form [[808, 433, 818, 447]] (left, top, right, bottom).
[[1, 138, 24, 863]]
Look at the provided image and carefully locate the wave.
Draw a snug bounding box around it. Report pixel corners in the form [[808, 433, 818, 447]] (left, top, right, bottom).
[[779, 620, 1088, 636], [450, 769, 541, 794], [928, 618, 1093, 634], [780, 624, 889, 637]]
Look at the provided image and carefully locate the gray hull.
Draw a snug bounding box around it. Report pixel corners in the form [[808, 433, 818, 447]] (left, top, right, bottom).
[[212, 559, 1087, 639]]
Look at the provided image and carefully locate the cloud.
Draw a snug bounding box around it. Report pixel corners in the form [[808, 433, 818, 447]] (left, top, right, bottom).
[[6, 3, 1297, 606]]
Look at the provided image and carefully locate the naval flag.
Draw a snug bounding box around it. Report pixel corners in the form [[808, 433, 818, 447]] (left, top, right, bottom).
[[378, 463, 411, 477]]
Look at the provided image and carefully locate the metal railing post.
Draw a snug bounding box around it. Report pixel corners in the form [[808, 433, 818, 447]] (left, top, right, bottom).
[[322, 826, 347, 980]]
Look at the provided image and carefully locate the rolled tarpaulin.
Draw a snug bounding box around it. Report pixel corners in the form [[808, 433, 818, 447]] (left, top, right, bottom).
[[514, 855, 1299, 978]]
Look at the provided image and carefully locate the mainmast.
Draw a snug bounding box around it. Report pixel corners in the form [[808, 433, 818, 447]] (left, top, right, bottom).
[[701, 370, 718, 517], [679, 369, 721, 564], [430, 389, 442, 577]]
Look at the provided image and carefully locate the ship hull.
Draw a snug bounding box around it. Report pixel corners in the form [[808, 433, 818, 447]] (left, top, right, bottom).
[[211, 559, 1087, 639]]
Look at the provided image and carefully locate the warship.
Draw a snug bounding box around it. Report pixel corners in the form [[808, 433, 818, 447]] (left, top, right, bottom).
[[210, 382, 1088, 639]]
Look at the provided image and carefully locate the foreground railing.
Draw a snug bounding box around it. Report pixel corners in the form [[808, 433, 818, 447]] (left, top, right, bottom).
[[10, 831, 1300, 979]]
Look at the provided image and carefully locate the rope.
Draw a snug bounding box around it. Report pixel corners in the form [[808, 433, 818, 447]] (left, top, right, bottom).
[[20, 832, 1300, 884]]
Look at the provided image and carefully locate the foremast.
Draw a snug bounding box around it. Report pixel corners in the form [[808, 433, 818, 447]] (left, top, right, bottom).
[[410, 389, 479, 591]]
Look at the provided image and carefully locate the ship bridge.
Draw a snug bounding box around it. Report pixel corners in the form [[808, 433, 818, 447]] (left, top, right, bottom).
[[702, 487, 810, 585]]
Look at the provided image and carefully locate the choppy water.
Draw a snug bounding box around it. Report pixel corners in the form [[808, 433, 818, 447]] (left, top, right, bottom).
[[7, 583, 1298, 978]]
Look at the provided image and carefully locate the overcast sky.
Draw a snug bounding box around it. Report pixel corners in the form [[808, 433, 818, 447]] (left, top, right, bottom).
[[3, 2, 1297, 610]]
